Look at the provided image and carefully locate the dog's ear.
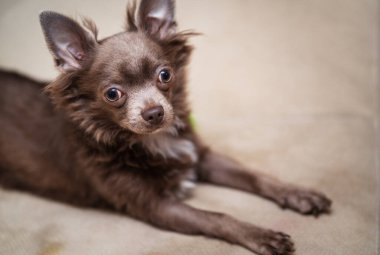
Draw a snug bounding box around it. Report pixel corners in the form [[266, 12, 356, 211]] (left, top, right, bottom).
[[39, 11, 96, 72], [137, 0, 176, 39]]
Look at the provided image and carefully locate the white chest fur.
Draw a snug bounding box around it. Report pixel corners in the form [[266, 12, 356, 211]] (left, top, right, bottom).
[[139, 131, 198, 164]]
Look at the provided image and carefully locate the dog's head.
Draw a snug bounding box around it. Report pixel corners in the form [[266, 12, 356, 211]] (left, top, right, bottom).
[[40, 0, 194, 143]]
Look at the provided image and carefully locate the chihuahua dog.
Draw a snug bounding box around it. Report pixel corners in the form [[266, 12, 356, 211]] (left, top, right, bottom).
[[0, 0, 332, 254]]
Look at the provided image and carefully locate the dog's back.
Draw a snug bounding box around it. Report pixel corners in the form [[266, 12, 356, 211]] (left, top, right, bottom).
[[0, 71, 56, 186], [0, 70, 93, 203]]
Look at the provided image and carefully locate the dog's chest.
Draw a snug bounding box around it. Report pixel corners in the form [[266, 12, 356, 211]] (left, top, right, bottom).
[[140, 132, 198, 165], [139, 132, 198, 199]]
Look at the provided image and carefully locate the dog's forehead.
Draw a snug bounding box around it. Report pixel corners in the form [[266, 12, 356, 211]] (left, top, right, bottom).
[[92, 32, 163, 84], [98, 32, 162, 66]]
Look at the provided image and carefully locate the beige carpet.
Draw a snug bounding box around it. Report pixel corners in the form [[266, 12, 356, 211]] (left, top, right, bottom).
[[0, 0, 379, 254]]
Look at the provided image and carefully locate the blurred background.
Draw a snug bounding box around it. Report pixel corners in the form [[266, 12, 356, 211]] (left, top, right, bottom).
[[0, 0, 379, 254]]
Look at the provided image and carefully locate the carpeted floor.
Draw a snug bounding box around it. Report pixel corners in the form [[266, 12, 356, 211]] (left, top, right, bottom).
[[0, 0, 379, 254]]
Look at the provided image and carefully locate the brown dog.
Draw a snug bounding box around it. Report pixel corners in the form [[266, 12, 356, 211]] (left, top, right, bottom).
[[0, 0, 331, 254]]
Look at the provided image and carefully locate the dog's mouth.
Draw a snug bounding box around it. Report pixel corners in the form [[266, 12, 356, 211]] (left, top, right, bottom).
[[126, 120, 173, 135], [139, 121, 169, 134]]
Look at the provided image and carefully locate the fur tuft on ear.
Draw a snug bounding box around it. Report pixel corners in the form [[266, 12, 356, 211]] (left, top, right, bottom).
[[137, 0, 177, 39], [39, 11, 96, 72]]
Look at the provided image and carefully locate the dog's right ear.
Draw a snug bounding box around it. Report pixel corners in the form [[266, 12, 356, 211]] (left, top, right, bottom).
[[39, 11, 96, 73]]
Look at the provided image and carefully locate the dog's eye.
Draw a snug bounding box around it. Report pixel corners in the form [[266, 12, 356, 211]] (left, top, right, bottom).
[[105, 88, 123, 102], [159, 69, 172, 83]]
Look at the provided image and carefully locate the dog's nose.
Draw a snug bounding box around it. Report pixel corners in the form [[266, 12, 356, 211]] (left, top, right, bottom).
[[141, 106, 164, 125]]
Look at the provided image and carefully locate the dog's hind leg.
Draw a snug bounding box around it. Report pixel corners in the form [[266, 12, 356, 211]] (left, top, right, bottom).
[[197, 151, 332, 216]]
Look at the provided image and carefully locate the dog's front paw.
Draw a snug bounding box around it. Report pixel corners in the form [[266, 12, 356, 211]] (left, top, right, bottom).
[[245, 228, 295, 255], [277, 188, 332, 216]]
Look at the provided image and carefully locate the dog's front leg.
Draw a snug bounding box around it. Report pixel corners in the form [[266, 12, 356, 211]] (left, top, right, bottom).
[[89, 169, 294, 255], [197, 151, 332, 216], [139, 201, 295, 255]]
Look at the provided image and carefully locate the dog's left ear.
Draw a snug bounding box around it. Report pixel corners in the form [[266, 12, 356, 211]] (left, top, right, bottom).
[[137, 0, 176, 39]]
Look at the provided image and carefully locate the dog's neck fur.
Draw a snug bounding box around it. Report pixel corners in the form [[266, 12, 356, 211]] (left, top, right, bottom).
[[134, 117, 198, 164]]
